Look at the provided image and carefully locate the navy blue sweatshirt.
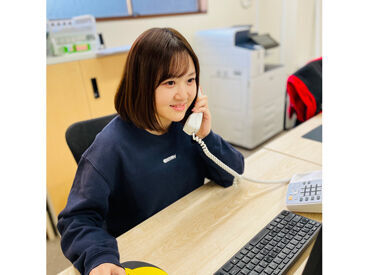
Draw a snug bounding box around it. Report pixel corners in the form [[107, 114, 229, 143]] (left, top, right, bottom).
[[57, 116, 244, 274]]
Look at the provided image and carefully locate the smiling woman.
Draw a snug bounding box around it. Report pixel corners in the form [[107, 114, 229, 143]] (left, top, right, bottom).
[[57, 27, 244, 275]]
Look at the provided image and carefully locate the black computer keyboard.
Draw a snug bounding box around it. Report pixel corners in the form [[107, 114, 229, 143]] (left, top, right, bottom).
[[214, 210, 321, 275]]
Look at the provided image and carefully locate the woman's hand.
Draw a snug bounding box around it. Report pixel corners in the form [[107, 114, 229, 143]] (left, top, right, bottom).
[[89, 263, 126, 275], [192, 88, 212, 139]]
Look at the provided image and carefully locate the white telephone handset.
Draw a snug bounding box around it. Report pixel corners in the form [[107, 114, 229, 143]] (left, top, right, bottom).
[[183, 88, 203, 135], [183, 87, 290, 185]]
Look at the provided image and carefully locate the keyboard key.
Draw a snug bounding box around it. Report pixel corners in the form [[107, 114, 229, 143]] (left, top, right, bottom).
[[302, 228, 310, 233], [283, 258, 290, 264], [255, 265, 264, 273], [222, 262, 234, 272], [281, 238, 289, 244], [240, 267, 251, 275], [284, 213, 295, 221], [229, 266, 240, 275], [256, 253, 265, 260], [250, 228, 270, 246], [282, 248, 291, 254], [294, 235, 302, 241], [280, 220, 288, 226], [235, 252, 244, 260], [250, 271, 259, 275], [269, 262, 278, 269], [288, 252, 295, 259], [264, 256, 273, 263], [252, 248, 260, 254], [242, 256, 251, 264], [246, 263, 255, 270], [251, 258, 259, 265], [277, 252, 287, 259], [273, 256, 283, 264], [264, 267, 274, 274], [273, 236, 282, 242], [261, 239, 269, 245], [247, 252, 255, 259], [259, 260, 268, 268], [237, 261, 246, 269], [231, 258, 239, 264], [301, 218, 309, 224], [265, 235, 273, 241], [290, 239, 299, 246]]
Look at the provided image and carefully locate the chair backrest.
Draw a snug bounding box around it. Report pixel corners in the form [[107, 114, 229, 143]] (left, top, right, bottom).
[[65, 114, 117, 163]]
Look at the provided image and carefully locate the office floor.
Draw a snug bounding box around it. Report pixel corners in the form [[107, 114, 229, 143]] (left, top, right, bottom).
[[46, 131, 286, 274]]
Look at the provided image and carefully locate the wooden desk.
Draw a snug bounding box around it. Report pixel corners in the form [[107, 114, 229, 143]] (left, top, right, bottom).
[[264, 114, 322, 165], [59, 149, 321, 275]]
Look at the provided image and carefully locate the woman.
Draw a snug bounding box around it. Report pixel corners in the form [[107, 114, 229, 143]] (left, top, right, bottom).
[[57, 27, 244, 275]]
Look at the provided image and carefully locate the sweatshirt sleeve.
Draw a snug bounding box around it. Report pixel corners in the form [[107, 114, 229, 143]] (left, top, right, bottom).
[[57, 157, 122, 275], [196, 131, 245, 187]]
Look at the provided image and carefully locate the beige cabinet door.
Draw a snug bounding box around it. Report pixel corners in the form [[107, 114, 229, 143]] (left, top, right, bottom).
[[47, 61, 92, 219], [79, 53, 127, 118]]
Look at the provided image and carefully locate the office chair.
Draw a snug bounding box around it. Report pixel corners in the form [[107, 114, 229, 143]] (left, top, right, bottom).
[[65, 114, 117, 163]]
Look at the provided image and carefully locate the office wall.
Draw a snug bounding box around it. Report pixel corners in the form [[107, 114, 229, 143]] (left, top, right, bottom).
[[257, 0, 322, 74], [97, 0, 321, 76]]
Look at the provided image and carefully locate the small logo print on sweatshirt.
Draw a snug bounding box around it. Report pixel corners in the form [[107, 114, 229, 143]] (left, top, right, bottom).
[[163, 154, 176, 163]]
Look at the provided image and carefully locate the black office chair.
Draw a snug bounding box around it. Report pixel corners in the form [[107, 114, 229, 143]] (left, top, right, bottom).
[[65, 114, 117, 163]]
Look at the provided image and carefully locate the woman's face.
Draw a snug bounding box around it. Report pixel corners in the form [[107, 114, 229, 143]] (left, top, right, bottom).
[[154, 54, 197, 129]]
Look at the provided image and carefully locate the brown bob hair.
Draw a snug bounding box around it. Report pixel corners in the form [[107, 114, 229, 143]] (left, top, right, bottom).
[[114, 27, 200, 132]]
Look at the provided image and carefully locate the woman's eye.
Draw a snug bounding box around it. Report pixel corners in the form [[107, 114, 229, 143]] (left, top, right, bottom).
[[166, 80, 175, 86], [187, 78, 195, 84]]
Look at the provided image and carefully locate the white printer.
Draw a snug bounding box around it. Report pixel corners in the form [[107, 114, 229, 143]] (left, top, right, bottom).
[[194, 26, 286, 149]]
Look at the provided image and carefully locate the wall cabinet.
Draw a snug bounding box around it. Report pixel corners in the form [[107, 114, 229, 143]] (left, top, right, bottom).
[[47, 53, 127, 224]]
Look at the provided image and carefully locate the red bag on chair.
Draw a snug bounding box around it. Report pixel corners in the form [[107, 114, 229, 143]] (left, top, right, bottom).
[[287, 57, 322, 122]]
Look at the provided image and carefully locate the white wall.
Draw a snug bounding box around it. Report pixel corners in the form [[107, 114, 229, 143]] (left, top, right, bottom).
[[257, 0, 322, 75], [97, 0, 321, 76]]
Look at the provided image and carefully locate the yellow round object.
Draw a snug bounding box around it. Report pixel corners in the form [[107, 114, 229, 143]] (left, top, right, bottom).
[[122, 261, 168, 275]]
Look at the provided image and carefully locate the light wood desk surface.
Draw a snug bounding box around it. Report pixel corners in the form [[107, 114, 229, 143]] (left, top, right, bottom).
[[264, 114, 322, 165], [59, 148, 322, 275]]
